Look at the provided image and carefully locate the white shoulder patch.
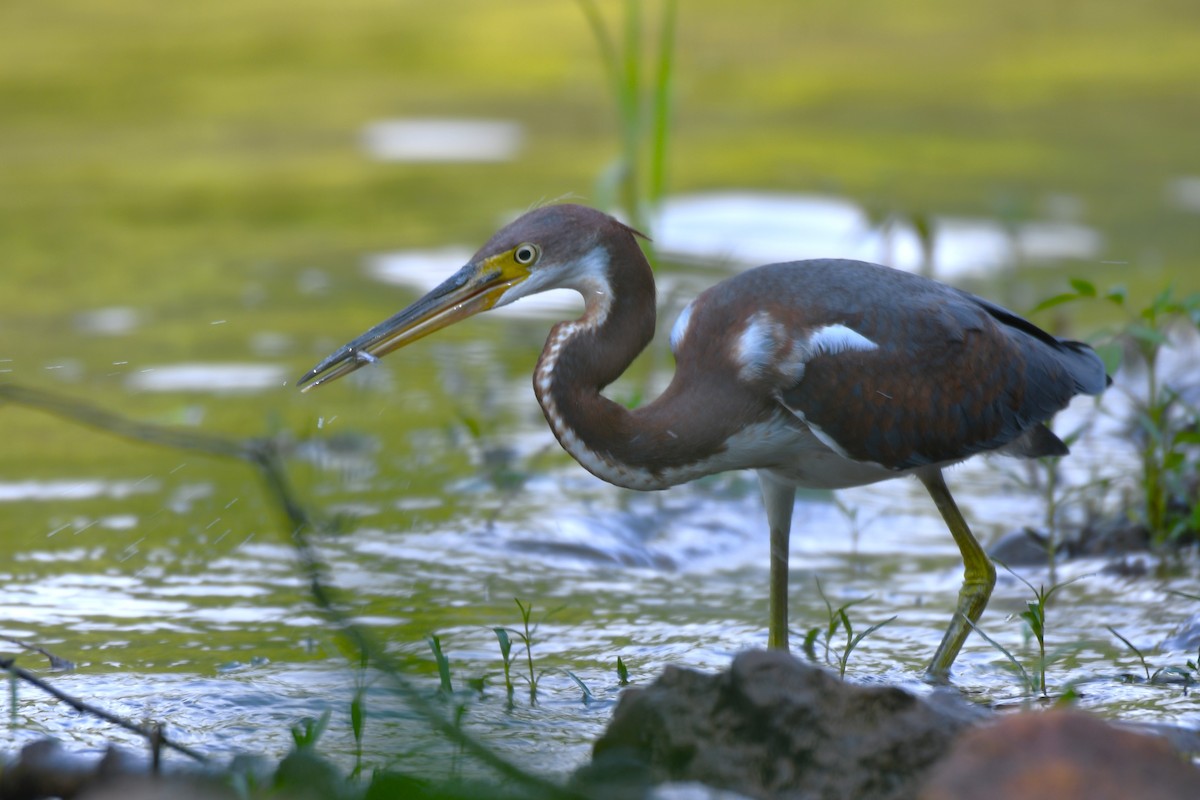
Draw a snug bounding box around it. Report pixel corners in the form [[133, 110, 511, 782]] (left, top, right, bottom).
[[669, 300, 695, 355], [734, 317, 878, 387], [735, 311, 785, 381], [807, 323, 878, 357]]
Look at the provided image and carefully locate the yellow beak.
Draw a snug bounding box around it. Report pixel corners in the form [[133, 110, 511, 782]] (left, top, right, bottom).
[[297, 257, 528, 391]]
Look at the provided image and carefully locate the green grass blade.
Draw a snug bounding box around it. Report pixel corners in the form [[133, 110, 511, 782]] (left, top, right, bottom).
[[1107, 625, 1151, 681], [618, 0, 643, 221], [966, 619, 1035, 694], [492, 627, 512, 662], [575, 0, 621, 92], [564, 670, 594, 704], [648, 0, 677, 210], [427, 634, 453, 694]]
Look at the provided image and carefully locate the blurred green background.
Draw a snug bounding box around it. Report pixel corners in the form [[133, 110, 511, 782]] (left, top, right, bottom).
[[3, 0, 1198, 489], [4, 0, 1199, 304], [2, 0, 1199, 765]]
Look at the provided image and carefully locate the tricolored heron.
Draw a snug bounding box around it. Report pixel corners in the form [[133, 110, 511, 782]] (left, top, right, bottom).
[[298, 203, 1108, 681]]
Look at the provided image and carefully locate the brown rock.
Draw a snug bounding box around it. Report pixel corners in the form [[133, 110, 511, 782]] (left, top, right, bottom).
[[919, 709, 1200, 800], [574, 649, 983, 800]]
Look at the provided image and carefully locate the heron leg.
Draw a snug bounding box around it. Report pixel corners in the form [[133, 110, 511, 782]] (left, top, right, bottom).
[[918, 468, 997, 682], [758, 471, 796, 651]]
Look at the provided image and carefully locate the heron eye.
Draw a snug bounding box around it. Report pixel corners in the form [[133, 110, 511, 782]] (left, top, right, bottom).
[[514, 243, 540, 265]]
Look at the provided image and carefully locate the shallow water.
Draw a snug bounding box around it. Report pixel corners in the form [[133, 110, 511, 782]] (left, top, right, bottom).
[[2, 196, 1198, 783]]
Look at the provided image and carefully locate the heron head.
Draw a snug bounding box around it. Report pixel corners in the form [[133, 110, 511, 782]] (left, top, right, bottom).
[[296, 204, 642, 391]]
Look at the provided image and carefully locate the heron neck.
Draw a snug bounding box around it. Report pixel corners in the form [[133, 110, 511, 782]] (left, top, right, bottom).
[[532, 245, 677, 490]]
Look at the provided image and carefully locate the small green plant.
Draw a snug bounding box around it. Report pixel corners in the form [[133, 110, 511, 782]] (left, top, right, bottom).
[[494, 598, 561, 704], [1034, 281, 1200, 545], [492, 626, 516, 703], [616, 656, 630, 686], [970, 565, 1089, 698], [1011, 571, 1086, 697], [802, 578, 896, 679], [290, 708, 331, 749], [514, 598, 540, 701], [1109, 626, 1198, 691]]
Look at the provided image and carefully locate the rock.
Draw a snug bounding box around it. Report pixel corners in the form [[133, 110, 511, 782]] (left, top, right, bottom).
[[573, 649, 983, 800], [988, 527, 1056, 566], [919, 709, 1200, 800], [0, 738, 235, 800], [78, 776, 236, 800], [1072, 516, 1151, 556]]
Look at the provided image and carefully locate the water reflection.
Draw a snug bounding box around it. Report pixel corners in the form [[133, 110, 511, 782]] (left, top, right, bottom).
[[73, 307, 140, 337], [126, 363, 288, 393], [361, 119, 523, 163], [1168, 176, 1200, 213], [364, 192, 1105, 320], [655, 192, 1103, 279], [0, 478, 159, 503]]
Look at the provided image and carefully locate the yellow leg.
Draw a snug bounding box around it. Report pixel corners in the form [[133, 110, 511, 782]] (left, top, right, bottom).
[[758, 471, 796, 651], [918, 468, 997, 682]]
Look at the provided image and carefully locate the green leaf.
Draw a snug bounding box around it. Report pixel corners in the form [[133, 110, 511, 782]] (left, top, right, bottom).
[[1068, 278, 1096, 296], [847, 616, 898, 653], [455, 410, 483, 440], [837, 608, 854, 640], [427, 634, 453, 694], [514, 597, 532, 625], [492, 627, 512, 661], [564, 669, 594, 704], [1030, 292, 1082, 313], [802, 627, 821, 661], [1126, 322, 1169, 347], [1094, 343, 1124, 374], [1054, 684, 1080, 707], [290, 709, 331, 748], [1150, 285, 1177, 316], [616, 656, 630, 685], [1020, 605, 1042, 631]]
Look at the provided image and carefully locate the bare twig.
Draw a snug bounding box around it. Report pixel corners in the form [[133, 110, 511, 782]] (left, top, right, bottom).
[[1, 636, 75, 671], [0, 657, 207, 763]]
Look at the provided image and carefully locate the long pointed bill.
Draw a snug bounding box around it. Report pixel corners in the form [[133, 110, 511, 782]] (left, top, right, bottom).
[[296, 259, 527, 391]]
